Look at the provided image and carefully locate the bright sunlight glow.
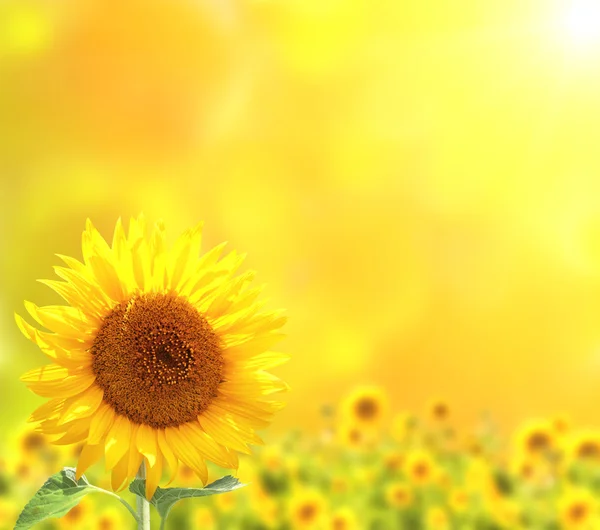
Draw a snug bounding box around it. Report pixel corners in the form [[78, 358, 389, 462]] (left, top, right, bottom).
[[564, 0, 600, 48]]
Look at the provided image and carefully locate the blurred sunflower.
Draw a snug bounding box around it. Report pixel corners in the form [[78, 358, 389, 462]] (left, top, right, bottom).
[[404, 449, 437, 485], [425, 506, 449, 530], [567, 429, 600, 463], [96, 506, 126, 530], [336, 421, 374, 450], [214, 487, 238, 513], [558, 488, 598, 529], [329, 507, 358, 530], [427, 398, 451, 423], [385, 481, 413, 508], [17, 216, 289, 499], [514, 419, 557, 458], [342, 386, 388, 427], [289, 489, 327, 529], [383, 450, 404, 472], [448, 488, 470, 514], [192, 505, 216, 530], [58, 497, 93, 530], [17, 428, 47, 456]]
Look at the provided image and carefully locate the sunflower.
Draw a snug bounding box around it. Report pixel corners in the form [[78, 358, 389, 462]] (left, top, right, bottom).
[[404, 449, 437, 485], [96, 506, 126, 530], [58, 497, 93, 530], [342, 386, 388, 427], [567, 429, 600, 463], [289, 489, 327, 529], [192, 506, 216, 530], [558, 488, 598, 529], [513, 419, 557, 459], [424, 506, 449, 530], [385, 481, 413, 508], [17, 216, 289, 499], [448, 488, 470, 514], [427, 398, 450, 423], [329, 507, 358, 530]]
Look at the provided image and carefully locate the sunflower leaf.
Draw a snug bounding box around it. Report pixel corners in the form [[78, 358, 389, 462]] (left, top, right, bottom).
[[129, 475, 246, 520], [14, 467, 93, 529]]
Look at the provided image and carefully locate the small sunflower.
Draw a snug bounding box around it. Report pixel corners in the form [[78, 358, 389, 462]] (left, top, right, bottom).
[[342, 386, 388, 427], [558, 488, 598, 529], [404, 449, 436, 485], [567, 429, 600, 463], [385, 481, 413, 508], [424, 506, 449, 530], [192, 505, 216, 530], [329, 507, 358, 530], [514, 419, 556, 458], [96, 506, 126, 530], [289, 489, 326, 529], [58, 497, 93, 530], [448, 488, 470, 514], [17, 217, 289, 499], [427, 398, 450, 423]]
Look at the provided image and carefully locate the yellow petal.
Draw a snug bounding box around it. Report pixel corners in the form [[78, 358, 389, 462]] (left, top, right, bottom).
[[29, 398, 64, 423], [53, 263, 112, 314], [88, 402, 116, 445], [181, 422, 238, 469], [221, 334, 286, 361], [76, 443, 105, 480], [105, 415, 132, 469], [219, 371, 289, 398], [145, 453, 163, 500], [21, 364, 68, 383], [165, 427, 208, 484], [58, 384, 104, 425], [24, 369, 96, 398], [111, 451, 131, 491], [198, 410, 252, 454], [136, 424, 158, 468], [52, 416, 91, 445], [203, 271, 255, 318], [167, 223, 203, 291], [126, 424, 144, 479], [37, 279, 103, 321], [157, 429, 179, 486], [111, 218, 137, 293]]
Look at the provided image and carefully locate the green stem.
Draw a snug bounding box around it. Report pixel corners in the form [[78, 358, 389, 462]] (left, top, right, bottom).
[[136, 462, 151, 530]]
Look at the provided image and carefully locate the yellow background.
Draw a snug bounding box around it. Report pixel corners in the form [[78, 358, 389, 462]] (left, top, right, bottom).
[[2, 0, 600, 444]]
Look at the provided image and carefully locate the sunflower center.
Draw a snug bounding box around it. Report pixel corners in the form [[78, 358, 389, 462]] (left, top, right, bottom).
[[355, 398, 377, 420], [298, 503, 318, 522], [91, 292, 223, 429], [578, 442, 600, 459], [569, 503, 588, 522], [526, 431, 551, 452]]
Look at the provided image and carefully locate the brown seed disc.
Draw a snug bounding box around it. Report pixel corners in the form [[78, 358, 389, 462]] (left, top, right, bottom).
[[354, 397, 378, 421], [91, 292, 223, 428]]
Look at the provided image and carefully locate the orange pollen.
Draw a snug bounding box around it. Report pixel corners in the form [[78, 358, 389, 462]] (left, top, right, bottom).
[[91, 293, 223, 429]]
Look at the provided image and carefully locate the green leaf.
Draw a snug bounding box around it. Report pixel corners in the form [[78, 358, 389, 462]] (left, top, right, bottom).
[[14, 468, 93, 529], [129, 475, 246, 520]]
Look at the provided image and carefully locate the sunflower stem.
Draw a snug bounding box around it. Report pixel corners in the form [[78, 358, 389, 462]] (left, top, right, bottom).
[[136, 462, 151, 530]]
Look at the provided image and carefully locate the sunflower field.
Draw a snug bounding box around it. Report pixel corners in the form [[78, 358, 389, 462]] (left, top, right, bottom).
[[4, 390, 600, 529], [3, 1, 600, 529]]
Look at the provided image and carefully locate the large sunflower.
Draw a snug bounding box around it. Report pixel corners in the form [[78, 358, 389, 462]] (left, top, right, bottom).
[[16, 216, 289, 499]]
